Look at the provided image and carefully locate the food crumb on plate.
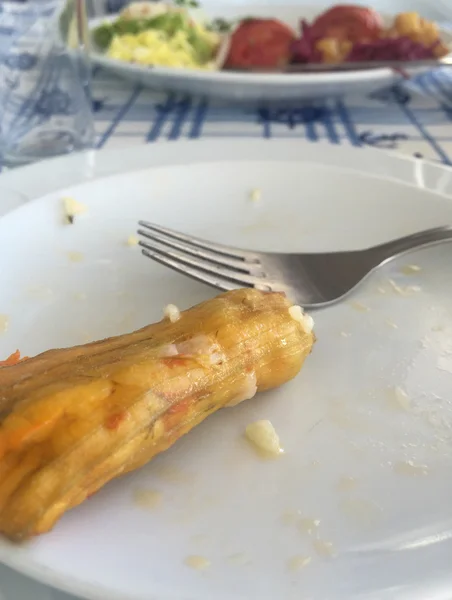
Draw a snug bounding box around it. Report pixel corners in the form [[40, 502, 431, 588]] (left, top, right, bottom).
[[164, 303, 181, 323], [400, 264, 421, 275], [245, 419, 283, 457], [299, 517, 321, 535], [73, 292, 87, 301], [385, 319, 398, 329], [312, 539, 336, 558], [389, 386, 411, 412], [133, 489, 163, 510], [349, 301, 370, 312], [281, 509, 302, 525], [66, 251, 84, 263], [227, 552, 252, 566], [340, 331, 351, 338], [388, 279, 421, 296], [340, 497, 382, 525], [184, 555, 211, 570], [287, 555, 312, 572], [393, 460, 429, 476], [336, 476, 358, 492], [63, 196, 86, 224], [127, 235, 139, 247], [0, 315, 9, 334], [249, 187, 261, 202]]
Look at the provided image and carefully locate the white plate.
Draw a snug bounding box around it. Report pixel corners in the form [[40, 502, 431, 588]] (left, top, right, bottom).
[[1, 140, 452, 600], [89, 3, 452, 101]]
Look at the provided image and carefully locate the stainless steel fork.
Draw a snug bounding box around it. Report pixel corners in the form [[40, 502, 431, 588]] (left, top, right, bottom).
[[137, 221, 452, 308]]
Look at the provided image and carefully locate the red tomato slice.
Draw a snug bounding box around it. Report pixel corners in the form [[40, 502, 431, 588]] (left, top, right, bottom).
[[225, 18, 296, 69], [309, 5, 383, 43]]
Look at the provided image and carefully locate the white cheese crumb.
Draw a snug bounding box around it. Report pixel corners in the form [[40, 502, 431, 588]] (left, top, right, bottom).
[[164, 304, 181, 323], [249, 188, 261, 202], [226, 372, 257, 407], [127, 235, 139, 247], [157, 344, 179, 357], [63, 196, 86, 224], [288, 305, 314, 334], [245, 420, 283, 457]]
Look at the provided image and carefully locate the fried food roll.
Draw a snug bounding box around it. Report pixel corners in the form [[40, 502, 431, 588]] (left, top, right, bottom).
[[0, 289, 315, 541]]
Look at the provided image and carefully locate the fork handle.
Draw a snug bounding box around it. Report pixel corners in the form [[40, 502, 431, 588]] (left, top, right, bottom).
[[372, 225, 452, 264]]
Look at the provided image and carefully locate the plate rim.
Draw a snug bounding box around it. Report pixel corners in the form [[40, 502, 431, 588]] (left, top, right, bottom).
[[0, 138, 450, 204]]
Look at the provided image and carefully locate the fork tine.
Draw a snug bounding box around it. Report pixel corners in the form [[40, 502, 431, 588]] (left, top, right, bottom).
[[138, 221, 257, 262], [139, 240, 271, 290], [137, 228, 257, 273], [141, 247, 239, 292]]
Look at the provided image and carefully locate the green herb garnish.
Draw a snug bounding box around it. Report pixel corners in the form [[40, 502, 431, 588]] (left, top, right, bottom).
[[207, 17, 235, 33]]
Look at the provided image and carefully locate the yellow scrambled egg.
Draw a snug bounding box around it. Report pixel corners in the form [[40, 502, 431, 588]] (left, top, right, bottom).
[[107, 25, 219, 70]]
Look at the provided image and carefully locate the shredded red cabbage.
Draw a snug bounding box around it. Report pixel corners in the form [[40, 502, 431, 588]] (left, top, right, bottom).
[[290, 20, 323, 63], [346, 37, 438, 61], [290, 19, 439, 64]]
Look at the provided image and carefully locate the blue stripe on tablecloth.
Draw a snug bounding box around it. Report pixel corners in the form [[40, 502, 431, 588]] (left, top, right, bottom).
[[96, 85, 142, 149], [414, 71, 451, 109], [167, 97, 191, 140], [398, 101, 452, 165], [429, 72, 452, 105], [335, 100, 361, 146], [320, 106, 340, 144], [147, 94, 176, 141], [188, 99, 208, 138], [258, 108, 271, 139], [304, 116, 317, 141]]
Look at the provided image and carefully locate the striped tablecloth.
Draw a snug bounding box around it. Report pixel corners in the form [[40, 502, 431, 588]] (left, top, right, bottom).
[[89, 66, 452, 166]]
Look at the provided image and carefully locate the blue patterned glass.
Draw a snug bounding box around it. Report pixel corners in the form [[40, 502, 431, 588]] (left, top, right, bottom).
[[0, 0, 94, 167]]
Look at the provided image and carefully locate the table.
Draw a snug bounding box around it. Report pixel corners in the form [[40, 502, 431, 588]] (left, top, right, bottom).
[[1, 64, 452, 599]]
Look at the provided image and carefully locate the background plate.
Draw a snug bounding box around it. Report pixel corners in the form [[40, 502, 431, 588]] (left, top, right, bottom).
[[89, 4, 452, 101]]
